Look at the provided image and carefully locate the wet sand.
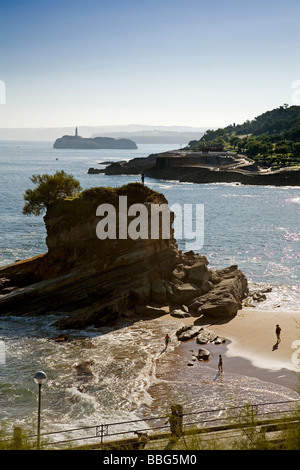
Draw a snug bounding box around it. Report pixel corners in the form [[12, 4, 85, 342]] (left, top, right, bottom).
[[159, 308, 300, 391]]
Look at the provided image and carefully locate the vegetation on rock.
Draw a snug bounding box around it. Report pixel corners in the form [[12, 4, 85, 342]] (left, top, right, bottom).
[[23, 170, 82, 216], [22, 169, 165, 221], [45, 182, 167, 229]]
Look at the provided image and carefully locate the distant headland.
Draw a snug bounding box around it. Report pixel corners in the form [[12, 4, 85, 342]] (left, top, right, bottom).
[[91, 148, 300, 186], [53, 127, 138, 149], [89, 105, 300, 186]]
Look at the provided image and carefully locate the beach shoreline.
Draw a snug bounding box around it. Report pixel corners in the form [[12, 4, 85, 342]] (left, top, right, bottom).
[[159, 308, 300, 392]]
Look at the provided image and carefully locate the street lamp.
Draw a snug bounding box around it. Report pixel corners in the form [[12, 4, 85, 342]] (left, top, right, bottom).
[[34, 371, 47, 449]]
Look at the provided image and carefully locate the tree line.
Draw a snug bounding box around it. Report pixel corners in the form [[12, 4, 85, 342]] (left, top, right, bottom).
[[189, 105, 300, 168]]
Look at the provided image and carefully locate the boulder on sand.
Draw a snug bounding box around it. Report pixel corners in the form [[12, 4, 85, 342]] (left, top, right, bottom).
[[188, 266, 248, 318], [197, 348, 210, 361], [170, 309, 191, 318], [176, 325, 203, 341], [196, 329, 217, 344]]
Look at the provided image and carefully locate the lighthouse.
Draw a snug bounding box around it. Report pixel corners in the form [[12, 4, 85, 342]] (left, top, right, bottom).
[[75, 127, 78, 137]]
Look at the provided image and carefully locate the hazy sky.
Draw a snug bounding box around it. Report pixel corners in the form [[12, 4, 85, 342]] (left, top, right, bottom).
[[1, 0, 300, 129]]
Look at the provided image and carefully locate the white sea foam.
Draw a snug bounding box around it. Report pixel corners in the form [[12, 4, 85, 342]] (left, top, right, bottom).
[[288, 197, 300, 204]]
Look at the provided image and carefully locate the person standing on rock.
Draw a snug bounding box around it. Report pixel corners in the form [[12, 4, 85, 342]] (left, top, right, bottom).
[[218, 354, 223, 374], [276, 324, 281, 343]]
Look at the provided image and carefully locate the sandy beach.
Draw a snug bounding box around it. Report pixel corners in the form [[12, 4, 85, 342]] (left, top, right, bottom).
[[160, 308, 300, 392]]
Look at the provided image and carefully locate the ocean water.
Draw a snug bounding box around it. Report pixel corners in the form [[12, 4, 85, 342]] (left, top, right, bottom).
[[0, 141, 299, 443]]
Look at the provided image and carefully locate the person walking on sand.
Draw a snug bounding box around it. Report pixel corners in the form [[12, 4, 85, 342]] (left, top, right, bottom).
[[218, 354, 223, 374], [165, 334, 171, 349], [276, 324, 281, 343]]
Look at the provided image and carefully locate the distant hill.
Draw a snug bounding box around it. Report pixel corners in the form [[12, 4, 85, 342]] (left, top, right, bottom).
[[0, 124, 208, 143], [235, 105, 300, 139], [91, 130, 205, 144], [189, 105, 300, 169], [197, 105, 300, 142]]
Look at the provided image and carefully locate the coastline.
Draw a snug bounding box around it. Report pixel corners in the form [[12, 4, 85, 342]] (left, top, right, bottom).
[[158, 308, 300, 392], [101, 150, 300, 187]]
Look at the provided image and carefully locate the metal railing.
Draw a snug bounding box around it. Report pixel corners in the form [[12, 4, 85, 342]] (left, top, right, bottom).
[[17, 398, 299, 449]]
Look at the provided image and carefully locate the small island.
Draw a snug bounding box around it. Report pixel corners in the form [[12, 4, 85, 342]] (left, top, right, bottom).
[[53, 127, 138, 150]]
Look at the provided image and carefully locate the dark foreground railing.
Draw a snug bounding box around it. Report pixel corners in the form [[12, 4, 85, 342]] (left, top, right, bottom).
[[4, 398, 300, 449]]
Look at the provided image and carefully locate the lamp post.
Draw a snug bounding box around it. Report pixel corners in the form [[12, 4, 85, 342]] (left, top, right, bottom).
[[34, 371, 47, 449]]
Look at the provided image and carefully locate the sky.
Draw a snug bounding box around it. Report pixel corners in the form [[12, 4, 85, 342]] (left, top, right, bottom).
[[1, 0, 300, 129]]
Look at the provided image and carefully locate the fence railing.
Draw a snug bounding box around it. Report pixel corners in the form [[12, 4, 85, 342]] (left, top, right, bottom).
[[4, 398, 300, 449]]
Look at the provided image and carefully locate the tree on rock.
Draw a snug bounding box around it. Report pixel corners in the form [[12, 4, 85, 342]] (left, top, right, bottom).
[[23, 171, 82, 216]]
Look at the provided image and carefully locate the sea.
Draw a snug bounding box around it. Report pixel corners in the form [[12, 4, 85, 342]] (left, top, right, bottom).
[[0, 141, 299, 444]]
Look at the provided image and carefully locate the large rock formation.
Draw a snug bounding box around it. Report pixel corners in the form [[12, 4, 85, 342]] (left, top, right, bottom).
[[0, 183, 248, 329]]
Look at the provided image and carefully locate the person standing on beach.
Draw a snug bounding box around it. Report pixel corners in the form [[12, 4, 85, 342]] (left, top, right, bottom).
[[218, 354, 223, 374], [276, 324, 281, 343], [165, 334, 171, 349]]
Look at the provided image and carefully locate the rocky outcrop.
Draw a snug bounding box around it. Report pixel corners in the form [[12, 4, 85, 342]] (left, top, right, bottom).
[[100, 150, 300, 186], [0, 183, 248, 329], [101, 153, 158, 175], [188, 265, 248, 317], [146, 164, 300, 186]]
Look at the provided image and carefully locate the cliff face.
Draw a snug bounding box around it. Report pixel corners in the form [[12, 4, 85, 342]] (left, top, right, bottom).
[[0, 183, 248, 329]]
